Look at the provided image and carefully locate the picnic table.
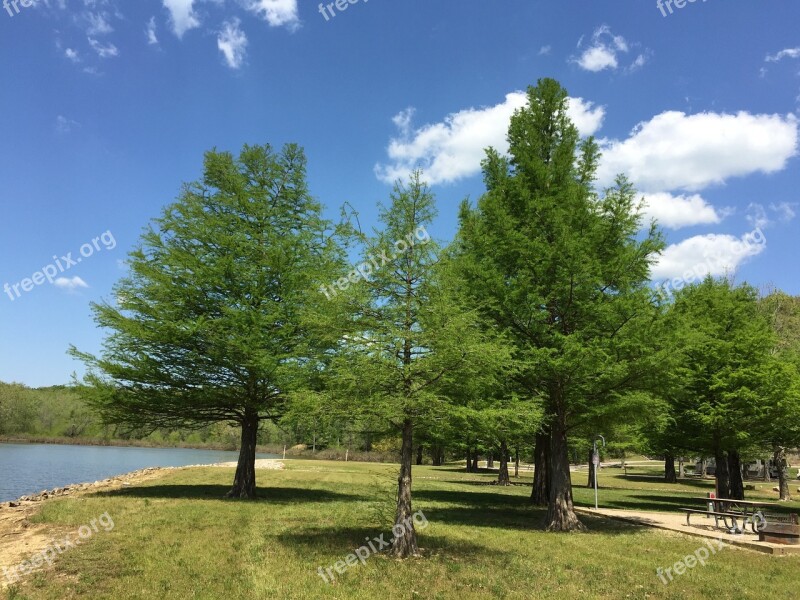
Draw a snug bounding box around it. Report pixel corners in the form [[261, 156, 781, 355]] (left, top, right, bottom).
[[682, 498, 782, 534]]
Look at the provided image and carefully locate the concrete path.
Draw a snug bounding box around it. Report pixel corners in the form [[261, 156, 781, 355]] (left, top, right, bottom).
[[576, 507, 800, 555]]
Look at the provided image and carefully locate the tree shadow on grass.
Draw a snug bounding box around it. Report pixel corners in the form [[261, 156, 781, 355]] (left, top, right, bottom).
[[413, 489, 529, 508], [277, 526, 510, 560], [91, 484, 363, 503], [617, 475, 716, 489]]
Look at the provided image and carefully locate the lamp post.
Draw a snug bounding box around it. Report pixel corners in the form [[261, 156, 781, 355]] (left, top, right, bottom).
[[593, 434, 606, 510]]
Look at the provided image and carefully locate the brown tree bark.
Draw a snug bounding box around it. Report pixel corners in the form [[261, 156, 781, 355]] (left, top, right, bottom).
[[587, 448, 596, 488], [665, 452, 677, 484], [545, 420, 586, 531], [486, 453, 495, 469], [465, 447, 473, 472], [714, 450, 731, 499], [391, 418, 419, 558], [497, 440, 510, 485], [471, 453, 479, 472], [514, 447, 520, 478], [531, 429, 550, 505], [774, 446, 792, 501], [226, 410, 259, 499], [416, 444, 424, 466], [727, 449, 745, 500]]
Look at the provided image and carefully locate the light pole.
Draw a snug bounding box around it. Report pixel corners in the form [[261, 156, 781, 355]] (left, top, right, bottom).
[[593, 434, 606, 510]]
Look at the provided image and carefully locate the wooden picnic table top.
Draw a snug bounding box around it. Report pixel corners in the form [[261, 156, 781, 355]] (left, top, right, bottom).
[[690, 497, 780, 507]]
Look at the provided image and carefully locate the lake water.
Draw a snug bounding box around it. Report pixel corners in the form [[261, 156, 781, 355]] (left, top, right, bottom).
[[0, 443, 280, 502]]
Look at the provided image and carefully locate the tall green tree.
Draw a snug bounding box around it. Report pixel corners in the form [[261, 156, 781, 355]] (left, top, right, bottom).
[[758, 291, 800, 500], [71, 143, 345, 499], [328, 172, 509, 556], [668, 278, 782, 499], [456, 79, 666, 531]]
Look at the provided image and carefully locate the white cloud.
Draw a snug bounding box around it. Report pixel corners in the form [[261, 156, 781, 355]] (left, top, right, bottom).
[[55, 115, 80, 134], [375, 93, 605, 185], [146, 16, 159, 45], [218, 19, 248, 69], [65, 48, 80, 62], [652, 230, 767, 281], [163, 0, 200, 38], [640, 193, 724, 229], [746, 202, 798, 229], [573, 25, 643, 73], [54, 276, 89, 290], [769, 201, 797, 222], [88, 38, 119, 58], [538, 45, 552, 56], [597, 111, 799, 192], [766, 48, 800, 63], [85, 12, 113, 36], [243, 0, 299, 28]]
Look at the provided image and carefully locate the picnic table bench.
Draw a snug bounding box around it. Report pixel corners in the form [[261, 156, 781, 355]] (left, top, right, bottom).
[[682, 498, 782, 534]]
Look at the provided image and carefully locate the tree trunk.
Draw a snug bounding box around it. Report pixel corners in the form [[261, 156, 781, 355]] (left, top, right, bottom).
[[665, 452, 677, 484], [587, 448, 596, 488], [465, 447, 473, 472], [514, 447, 520, 478], [416, 444, 423, 466], [700, 458, 708, 477], [391, 418, 419, 558], [545, 421, 585, 531], [531, 429, 550, 505], [678, 457, 685, 478], [763, 458, 772, 482], [227, 411, 259, 499], [714, 450, 730, 499], [471, 453, 479, 472], [727, 449, 745, 500], [487, 453, 494, 469], [497, 440, 510, 485], [774, 446, 791, 501]]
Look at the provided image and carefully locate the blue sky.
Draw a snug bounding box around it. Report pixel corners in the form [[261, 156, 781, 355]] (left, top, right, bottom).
[[1, 0, 799, 387]]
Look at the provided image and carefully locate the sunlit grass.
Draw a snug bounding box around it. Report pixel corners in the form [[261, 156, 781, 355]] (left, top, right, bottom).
[[4, 461, 799, 599]]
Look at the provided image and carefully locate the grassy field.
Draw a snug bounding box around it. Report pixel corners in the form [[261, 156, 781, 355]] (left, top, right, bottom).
[[3, 461, 800, 599]]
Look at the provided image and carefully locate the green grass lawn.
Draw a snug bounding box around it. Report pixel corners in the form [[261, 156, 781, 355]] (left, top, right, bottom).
[[4, 461, 800, 599]]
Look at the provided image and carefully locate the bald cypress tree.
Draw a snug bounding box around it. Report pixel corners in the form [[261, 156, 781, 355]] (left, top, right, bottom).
[[456, 79, 665, 531], [71, 143, 346, 499]]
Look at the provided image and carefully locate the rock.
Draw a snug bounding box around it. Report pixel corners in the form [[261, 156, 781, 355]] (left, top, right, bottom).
[[9, 501, 20, 507], [774, 487, 780, 492]]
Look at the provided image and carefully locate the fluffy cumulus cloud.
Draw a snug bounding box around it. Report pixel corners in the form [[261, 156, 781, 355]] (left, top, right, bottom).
[[652, 229, 767, 282], [163, 0, 201, 38], [572, 25, 647, 73], [218, 18, 248, 69], [244, 0, 299, 28], [375, 93, 605, 185], [596, 111, 799, 192], [639, 193, 725, 230], [53, 276, 89, 291]]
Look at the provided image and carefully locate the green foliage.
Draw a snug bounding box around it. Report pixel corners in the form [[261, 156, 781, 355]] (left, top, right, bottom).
[[70, 143, 346, 433], [456, 77, 667, 442]]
